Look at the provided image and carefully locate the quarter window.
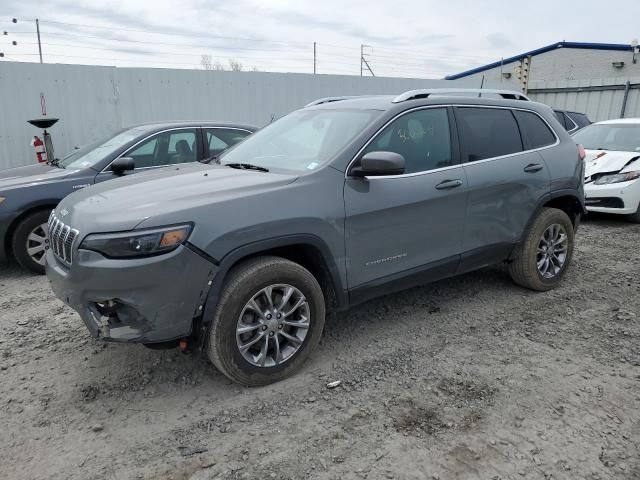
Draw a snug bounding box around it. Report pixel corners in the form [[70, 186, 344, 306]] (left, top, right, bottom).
[[455, 107, 523, 162], [362, 108, 452, 174], [513, 110, 556, 149]]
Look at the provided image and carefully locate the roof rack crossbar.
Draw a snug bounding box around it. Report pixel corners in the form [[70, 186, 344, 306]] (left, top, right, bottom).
[[392, 88, 531, 103]]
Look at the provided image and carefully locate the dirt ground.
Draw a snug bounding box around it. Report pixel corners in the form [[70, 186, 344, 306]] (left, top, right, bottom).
[[0, 215, 638, 480]]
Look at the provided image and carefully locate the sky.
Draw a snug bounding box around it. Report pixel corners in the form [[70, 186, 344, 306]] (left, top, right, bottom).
[[2, 0, 640, 79]]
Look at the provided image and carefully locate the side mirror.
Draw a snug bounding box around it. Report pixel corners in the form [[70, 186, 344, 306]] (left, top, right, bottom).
[[111, 157, 135, 175], [351, 151, 405, 177]]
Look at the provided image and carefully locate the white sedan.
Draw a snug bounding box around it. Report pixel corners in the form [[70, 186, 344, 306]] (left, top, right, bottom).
[[572, 118, 640, 222]]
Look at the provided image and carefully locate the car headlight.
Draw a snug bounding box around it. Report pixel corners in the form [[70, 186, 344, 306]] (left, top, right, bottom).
[[0, 196, 6, 205], [80, 224, 192, 259], [593, 171, 640, 185]]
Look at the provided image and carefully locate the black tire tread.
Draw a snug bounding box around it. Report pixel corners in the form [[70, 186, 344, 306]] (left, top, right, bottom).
[[12, 210, 51, 275], [207, 256, 325, 386], [509, 207, 574, 292]]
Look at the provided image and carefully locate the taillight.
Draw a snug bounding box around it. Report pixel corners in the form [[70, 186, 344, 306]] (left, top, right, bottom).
[[577, 144, 586, 161]]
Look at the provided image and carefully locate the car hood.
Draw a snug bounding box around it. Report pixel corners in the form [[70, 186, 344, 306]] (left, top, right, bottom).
[[0, 164, 79, 191], [584, 150, 640, 178], [56, 163, 297, 233]]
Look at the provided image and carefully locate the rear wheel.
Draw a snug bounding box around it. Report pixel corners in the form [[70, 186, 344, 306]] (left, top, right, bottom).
[[509, 207, 575, 291], [207, 256, 325, 386], [12, 210, 52, 274]]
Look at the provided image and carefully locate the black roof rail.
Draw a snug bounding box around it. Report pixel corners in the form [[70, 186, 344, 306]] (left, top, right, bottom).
[[392, 88, 531, 103]]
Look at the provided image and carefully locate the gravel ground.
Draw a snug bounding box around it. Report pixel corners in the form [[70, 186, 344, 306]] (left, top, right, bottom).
[[0, 216, 639, 480]]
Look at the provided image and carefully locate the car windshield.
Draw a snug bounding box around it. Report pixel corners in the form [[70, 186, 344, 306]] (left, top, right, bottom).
[[59, 128, 145, 169], [572, 123, 640, 152], [219, 109, 379, 172]]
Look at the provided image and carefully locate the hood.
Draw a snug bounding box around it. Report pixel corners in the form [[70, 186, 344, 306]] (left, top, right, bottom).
[[56, 162, 297, 233], [0, 164, 79, 191], [584, 150, 640, 178]]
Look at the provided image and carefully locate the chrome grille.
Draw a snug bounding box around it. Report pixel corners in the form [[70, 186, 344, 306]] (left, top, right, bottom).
[[48, 212, 79, 265]]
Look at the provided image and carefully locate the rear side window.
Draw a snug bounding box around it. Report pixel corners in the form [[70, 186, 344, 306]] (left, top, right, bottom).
[[455, 107, 523, 162], [554, 111, 568, 129], [513, 110, 556, 149]]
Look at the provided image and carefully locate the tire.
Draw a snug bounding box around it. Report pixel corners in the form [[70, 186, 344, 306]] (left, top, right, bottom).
[[627, 203, 640, 223], [207, 256, 325, 386], [12, 210, 52, 275], [509, 207, 575, 291]]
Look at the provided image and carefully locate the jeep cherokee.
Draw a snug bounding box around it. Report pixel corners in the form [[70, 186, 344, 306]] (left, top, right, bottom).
[[45, 89, 585, 386]]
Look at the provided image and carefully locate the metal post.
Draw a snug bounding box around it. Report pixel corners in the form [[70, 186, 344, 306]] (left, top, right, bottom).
[[36, 19, 43, 63], [313, 42, 316, 74], [360, 44, 363, 76], [621, 80, 631, 118]]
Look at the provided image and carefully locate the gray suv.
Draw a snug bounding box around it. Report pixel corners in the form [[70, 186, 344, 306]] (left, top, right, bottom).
[[46, 89, 585, 386]]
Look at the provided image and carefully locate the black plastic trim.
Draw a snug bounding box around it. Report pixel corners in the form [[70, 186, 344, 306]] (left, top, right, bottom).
[[201, 234, 348, 327], [348, 254, 460, 307]]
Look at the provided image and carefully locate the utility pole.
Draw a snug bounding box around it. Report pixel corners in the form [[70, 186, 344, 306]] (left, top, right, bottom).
[[360, 44, 375, 76], [35, 18, 43, 63], [313, 42, 316, 74]]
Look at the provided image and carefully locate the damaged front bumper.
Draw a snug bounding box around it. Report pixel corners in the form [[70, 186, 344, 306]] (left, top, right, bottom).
[[46, 245, 216, 343], [584, 180, 640, 215]]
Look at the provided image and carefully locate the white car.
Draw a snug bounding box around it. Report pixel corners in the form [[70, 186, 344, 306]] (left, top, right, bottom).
[[572, 118, 640, 222]]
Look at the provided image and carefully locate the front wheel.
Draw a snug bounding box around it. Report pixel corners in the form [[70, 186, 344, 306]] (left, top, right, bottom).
[[12, 210, 52, 274], [509, 207, 575, 291], [207, 256, 325, 386], [627, 203, 640, 223]]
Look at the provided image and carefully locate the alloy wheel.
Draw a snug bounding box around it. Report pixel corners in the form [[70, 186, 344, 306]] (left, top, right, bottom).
[[25, 223, 50, 266], [235, 284, 310, 367], [537, 223, 568, 279]]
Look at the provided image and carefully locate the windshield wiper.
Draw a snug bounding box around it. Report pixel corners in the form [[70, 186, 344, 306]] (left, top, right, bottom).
[[201, 154, 221, 165], [225, 163, 269, 172], [48, 158, 65, 169]]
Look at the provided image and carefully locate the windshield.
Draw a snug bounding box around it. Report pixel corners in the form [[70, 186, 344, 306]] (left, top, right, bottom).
[[573, 123, 640, 152], [59, 128, 145, 169], [220, 109, 379, 172]]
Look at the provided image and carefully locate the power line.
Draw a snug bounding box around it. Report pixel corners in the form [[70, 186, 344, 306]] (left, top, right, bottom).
[[27, 18, 313, 47]]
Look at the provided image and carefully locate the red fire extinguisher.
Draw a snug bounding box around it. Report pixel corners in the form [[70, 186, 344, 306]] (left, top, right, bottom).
[[32, 135, 47, 163]]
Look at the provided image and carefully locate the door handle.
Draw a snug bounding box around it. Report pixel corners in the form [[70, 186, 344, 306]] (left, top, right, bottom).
[[435, 179, 463, 190], [524, 163, 544, 173]]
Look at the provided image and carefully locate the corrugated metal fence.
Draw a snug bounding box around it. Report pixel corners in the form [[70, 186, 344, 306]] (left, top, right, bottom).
[[528, 77, 640, 122], [0, 62, 486, 170]]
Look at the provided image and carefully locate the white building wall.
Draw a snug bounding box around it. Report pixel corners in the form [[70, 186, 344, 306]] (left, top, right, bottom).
[[458, 47, 640, 85], [0, 62, 491, 170]]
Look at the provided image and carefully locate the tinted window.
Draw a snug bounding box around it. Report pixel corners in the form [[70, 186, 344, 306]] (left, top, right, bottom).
[[554, 111, 568, 129], [566, 112, 590, 129], [563, 113, 578, 131], [206, 128, 251, 156], [127, 129, 198, 168], [513, 110, 556, 149], [456, 107, 523, 162], [362, 108, 452, 174]]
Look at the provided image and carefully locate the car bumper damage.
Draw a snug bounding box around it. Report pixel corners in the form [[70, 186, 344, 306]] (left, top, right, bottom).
[[584, 180, 640, 215], [46, 245, 216, 343]]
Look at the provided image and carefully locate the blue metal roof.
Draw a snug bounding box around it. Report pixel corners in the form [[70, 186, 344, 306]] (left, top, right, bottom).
[[446, 41, 634, 80]]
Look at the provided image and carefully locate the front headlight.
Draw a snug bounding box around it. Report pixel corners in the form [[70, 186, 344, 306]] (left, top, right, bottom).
[[593, 171, 640, 185], [80, 224, 192, 259], [0, 196, 6, 205]]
